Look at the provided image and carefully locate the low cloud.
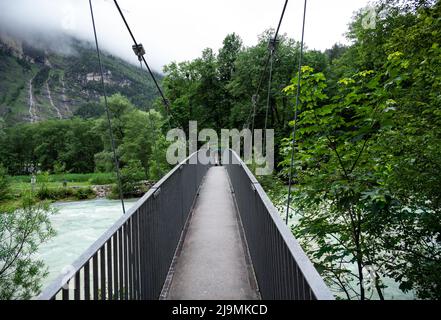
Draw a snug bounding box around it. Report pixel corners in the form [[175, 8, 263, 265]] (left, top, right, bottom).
[[0, 0, 371, 72]]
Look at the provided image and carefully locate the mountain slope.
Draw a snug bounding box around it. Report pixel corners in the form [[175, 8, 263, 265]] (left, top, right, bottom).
[[0, 34, 162, 124]]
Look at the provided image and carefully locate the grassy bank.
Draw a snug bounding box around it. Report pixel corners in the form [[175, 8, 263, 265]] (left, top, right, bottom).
[[10, 172, 116, 184], [1, 173, 116, 210]]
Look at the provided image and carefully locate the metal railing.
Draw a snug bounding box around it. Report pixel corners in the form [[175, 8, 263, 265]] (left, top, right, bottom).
[[38, 150, 212, 300], [223, 149, 334, 300]]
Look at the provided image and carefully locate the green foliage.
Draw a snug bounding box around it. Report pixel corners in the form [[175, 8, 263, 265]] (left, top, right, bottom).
[[279, 1, 441, 300], [281, 66, 391, 299], [36, 185, 95, 201], [0, 165, 10, 201], [95, 94, 170, 181], [162, 31, 329, 171], [0, 119, 103, 175], [32, 66, 50, 94], [73, 102, 105, 119], [0, 196, 56, 299], [88, 174, 115, 185], [0, 36, 162, 124], [10, 172, 114, 184], [111, 160, 146, 198], [73, 187, 95, 200]]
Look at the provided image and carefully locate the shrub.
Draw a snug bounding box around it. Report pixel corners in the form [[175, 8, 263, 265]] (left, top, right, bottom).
[[36, 187, 74, 201], [110, 160, 145, 198], [0, 196, 56, 299], [74, 187, 95, 200], [35, 186, 95, 201], [88, 174, 115, 185]]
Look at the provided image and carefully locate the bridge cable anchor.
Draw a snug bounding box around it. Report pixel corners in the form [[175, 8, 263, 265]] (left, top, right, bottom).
[[132, 43, 146, 61]]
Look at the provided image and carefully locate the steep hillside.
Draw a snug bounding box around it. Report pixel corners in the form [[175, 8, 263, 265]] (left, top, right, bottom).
[[0, 34, 162, 124]]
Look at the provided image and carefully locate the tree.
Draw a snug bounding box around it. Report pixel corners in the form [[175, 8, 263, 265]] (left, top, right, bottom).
[[0, 165, 9, 202], [95, 93, 171, 183], [281, 66, 394, 300], [73, 102, 105, 119], [0, 193, 56, 299], [120, 109, 169, 180]]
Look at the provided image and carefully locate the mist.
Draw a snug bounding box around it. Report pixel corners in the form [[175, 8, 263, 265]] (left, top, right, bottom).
[[0, 0, 371, 72]]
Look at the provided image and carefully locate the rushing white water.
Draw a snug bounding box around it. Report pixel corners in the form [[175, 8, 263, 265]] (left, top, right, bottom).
[[36, 198, 139, 289], [46, 82, 62, 119], [28, 76, 37, 123], [36, 197, 415, 299], [60, 76, 72, 116]]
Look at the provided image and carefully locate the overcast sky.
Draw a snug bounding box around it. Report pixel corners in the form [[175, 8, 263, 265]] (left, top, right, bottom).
[[0, 0, 372, 72]]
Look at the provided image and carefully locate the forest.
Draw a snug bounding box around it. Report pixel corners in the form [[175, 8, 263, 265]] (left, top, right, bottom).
[[0, 0, 440, 300]]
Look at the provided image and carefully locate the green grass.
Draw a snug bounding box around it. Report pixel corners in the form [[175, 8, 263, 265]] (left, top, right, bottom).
[[3, 173, 107, 207], [11, 172, 115, 184], [9, 173, 115, 200], [10, 181, 90, 193]]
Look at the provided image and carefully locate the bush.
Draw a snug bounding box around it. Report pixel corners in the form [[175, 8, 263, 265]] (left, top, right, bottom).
[[36, 186, 73, 201], [0, 195, 56, 299], [88, 174, 115, 185], [35, 186, 95, 201], [110, 160, 145, 198], [11, 173, 115, 184], [74, 187, 95, 200]]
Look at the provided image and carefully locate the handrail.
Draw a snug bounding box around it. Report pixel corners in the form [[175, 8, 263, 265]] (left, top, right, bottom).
[[38, 148, 332, 300], [224, 149, 334, 300], [38, 150, 212, 300]]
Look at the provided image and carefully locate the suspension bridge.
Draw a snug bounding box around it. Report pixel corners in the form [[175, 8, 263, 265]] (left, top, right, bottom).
[[38, 0, 334, 300], [38, 150, 333, 300]]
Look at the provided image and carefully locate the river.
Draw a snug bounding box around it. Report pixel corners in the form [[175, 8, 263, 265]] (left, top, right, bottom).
[[36, 197, 414, 299], [36, 198, 139, 289]]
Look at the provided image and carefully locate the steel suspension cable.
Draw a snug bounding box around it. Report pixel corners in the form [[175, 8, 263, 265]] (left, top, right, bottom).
[[113, 0, 174, 126], [248, 0, 289, 132], [285, 0, 307, 225], [89, 0, 125, 214], [264, 47, 275, 134], [138, 60, 164, 177]]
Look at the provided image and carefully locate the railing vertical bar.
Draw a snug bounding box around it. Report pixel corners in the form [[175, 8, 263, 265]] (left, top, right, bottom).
[[131, 216, 137, 300], [112, 233, 118, 300], [282, 246, 289, 300], [128, 218, 133, 300], [287, 254, 294, 300], [277, 234, 284, 299], [118, 228, 124, 300], [299, 275, 305, 300], [296, 259, 301, 300], [74, 272, 80, 300], [146, 201, 153, 299], [100, 246, 106, 300], [133, 212, 139, 300], [62, 284, 69, 300], [107, 240, 113, 300], [136, 211, 142, 299], [152, 197, 158, 298], [123, 223, 129, 300], [139, 205, 146, 299], [84, 261, 90, 300], [133, 215, 138, 300], [92, 253, 99, 300]]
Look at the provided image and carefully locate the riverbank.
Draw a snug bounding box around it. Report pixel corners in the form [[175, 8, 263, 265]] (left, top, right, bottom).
[[1, 173, 153, 210]]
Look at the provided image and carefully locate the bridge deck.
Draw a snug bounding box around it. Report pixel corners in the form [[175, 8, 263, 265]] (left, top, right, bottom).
[[165, 166, 260, 300]]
